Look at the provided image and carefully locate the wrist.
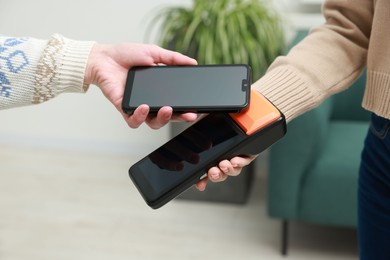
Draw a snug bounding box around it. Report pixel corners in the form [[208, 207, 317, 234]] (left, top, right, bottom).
[[83, 43, 115, 89], [83, 43, 96, 87]]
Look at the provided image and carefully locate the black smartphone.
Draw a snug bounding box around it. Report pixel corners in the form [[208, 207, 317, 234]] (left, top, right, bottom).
[[122, 64, 251, 114], [128, 91, 286, 209]]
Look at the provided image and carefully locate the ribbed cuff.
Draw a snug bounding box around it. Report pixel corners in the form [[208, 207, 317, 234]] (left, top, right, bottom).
[[363, 70, 390, 119], [252, 65, 324, 122], [55, 34, 95, 94]]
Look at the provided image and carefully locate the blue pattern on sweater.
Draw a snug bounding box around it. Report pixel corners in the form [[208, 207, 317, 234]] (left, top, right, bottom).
[[0, 37, 29, 98]]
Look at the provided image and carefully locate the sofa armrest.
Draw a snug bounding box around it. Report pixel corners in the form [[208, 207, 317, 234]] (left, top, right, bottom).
[[267, 98, 333, 220]]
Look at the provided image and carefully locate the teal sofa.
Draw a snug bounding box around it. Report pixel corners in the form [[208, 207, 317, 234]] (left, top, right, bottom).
[[267, 30, 370, 255]]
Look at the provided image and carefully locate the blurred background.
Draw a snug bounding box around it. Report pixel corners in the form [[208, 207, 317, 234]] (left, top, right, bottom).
[[0, 0, 324, 155], [0, 1, 360, 259]]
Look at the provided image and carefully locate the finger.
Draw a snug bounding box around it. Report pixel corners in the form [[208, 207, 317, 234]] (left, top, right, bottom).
[[218, 159, 240, 177], [125, 104, 149, 128], [149, 45, 198, 66], [230, 155, 258, 168], [146, 106, 173, 129], [223, 155, 258, 177], [208, 166, 228, 183], [170, 112, 198, 123], [195, 177, 209, 191]]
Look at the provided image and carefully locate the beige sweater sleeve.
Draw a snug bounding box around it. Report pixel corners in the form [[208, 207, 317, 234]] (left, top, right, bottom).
[[0, 34, 94, 109], [253, 0, 373, 122]]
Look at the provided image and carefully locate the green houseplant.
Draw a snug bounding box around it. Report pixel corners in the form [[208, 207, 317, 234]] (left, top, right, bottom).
[[150, 0, 285, 81]]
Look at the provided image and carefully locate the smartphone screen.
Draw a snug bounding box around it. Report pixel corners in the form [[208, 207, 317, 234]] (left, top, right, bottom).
[[122, 65, 251, 114], [129, 114, 246, 207]]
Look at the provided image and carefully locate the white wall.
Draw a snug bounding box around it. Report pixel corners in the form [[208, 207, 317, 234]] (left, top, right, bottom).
[[0, 0, 323, 157]]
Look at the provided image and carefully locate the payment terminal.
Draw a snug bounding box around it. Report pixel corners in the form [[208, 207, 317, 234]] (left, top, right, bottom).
[[129, 90, 286, 209]]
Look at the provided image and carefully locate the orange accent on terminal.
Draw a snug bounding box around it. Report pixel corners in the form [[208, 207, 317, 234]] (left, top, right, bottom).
[[230, 90, 281, 135]]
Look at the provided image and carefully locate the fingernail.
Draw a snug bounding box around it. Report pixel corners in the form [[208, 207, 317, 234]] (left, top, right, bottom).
[[211, 172, 220, 180], [198, 185, 206, 192], [140, 106, 148, 116], [187, 114, 197, 121], [221, 167, 228, 173]]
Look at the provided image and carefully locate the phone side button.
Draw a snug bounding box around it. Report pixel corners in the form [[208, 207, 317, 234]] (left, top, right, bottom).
[[199, 173, 208, 180]]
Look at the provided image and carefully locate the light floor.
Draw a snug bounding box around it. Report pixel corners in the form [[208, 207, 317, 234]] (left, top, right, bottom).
[[0, 145, 358, 260]]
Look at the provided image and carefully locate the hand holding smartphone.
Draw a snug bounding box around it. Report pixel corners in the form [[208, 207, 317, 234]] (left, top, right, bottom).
[[128, 90, 287, 209], [122, 64, 251, 114]]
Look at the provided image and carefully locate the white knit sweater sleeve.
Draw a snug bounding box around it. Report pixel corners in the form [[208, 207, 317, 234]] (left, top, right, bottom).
[[0, 34, 95, 109]]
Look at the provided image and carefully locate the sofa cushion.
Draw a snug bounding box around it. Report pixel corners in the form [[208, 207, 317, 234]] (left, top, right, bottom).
[[299, 121, 369, 227]]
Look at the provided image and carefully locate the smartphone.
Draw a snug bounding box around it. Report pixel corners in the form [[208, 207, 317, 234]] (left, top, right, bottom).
[[128, 90, 286, 209], [122, 64, 251, 114]]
